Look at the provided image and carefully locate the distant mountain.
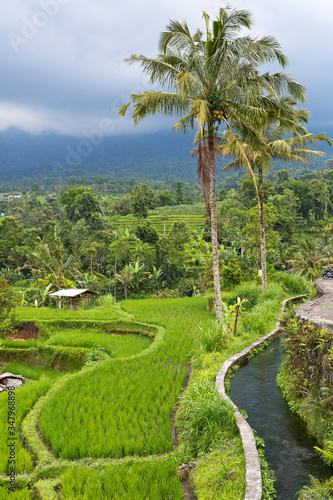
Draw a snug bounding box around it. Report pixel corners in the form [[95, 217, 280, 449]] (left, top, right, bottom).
[[0, 126, 332, 186], [0, 128, 199, 185]]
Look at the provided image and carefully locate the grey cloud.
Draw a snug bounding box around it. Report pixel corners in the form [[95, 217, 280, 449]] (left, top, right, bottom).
[[1, 0, 332, 136]]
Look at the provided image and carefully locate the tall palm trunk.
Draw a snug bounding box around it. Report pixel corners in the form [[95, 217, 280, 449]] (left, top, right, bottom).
[[208, 128, 223, 322], [57, 266, 62, 291], [258, 167, 267, 292]]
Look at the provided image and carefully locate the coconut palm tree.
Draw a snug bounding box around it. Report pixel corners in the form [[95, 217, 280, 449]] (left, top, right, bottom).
[[287, 238, 328, 280], [119, 7, 305, 321], [223, 99, 331, 291], [28, 227, 82, 290], [115, 263, 135, 300]]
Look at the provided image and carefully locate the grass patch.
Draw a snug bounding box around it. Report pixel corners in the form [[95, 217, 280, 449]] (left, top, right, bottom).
[[0, 487, 31, 499], [1, 362, 65, 381], [273, 271, 310, 295], [228, 282, 285, 309], [39, 297, 214, 459], [15, 297, 127, 323], [190, 438, 246, 500], [176, 378, 237, 456], [0, 339, 38, 349]]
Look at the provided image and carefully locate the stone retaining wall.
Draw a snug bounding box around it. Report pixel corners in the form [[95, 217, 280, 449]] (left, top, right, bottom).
[[215, 295, 306, 500]]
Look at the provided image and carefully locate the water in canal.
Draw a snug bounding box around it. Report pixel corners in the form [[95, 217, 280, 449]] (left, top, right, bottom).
[[229, 337, 333, 499]]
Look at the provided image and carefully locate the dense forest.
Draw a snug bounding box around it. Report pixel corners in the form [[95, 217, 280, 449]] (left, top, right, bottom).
[[1, 158, 333, 305]]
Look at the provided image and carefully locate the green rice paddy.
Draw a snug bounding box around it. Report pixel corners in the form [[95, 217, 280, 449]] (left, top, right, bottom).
[[0, 280, 297, 499], [39, 298, 213, 459], [59, 459, 183, 499], [118, 211, 206, 235], [44, 328, 153, 357]]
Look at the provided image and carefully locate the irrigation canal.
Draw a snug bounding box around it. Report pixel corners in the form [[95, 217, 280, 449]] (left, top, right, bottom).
[[229, 336, 332, 499]]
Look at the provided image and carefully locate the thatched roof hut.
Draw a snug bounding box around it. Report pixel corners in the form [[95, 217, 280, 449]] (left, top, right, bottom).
[[49, 289, 99, 309]]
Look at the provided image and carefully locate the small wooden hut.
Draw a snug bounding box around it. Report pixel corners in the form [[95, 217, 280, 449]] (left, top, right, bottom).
[[0, 373, 25, 392], [49, 289, 99, 310]]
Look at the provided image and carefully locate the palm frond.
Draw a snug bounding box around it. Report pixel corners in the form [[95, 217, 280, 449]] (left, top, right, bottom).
[[175, 71, 205, 97], [159, 19, 207, 83], [261, 72, 307, 103], [221, 125, 259, 195], [172, 111, 196, 135], [126, 91, 188, 123], [123, 54, 181, 87]]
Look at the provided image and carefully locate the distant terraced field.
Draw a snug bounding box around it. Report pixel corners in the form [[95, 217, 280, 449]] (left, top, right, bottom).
[[117, 203, 207, 234]]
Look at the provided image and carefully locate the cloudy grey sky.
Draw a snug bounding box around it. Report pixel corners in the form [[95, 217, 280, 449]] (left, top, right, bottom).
[[1, 0, 332, 137]]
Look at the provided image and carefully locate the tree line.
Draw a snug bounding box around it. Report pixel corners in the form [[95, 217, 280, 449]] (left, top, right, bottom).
[[0, 161, 333, 305]]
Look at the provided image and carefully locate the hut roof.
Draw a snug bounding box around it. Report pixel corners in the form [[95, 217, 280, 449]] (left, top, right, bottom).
[[0, 373, 25, 381], [49, 289, 99, 298]]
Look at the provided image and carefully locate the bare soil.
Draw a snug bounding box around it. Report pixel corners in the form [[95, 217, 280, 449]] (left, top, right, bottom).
[[5, 322, 39, 341], [177, 463, 198, 500]]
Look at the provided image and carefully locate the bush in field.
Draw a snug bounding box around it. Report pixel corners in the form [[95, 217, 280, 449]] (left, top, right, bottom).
[[228, 282, 263, 308], [152, 288, 179, 299], [272, 271, 310, 295], [193, 320, 230, 355], [241, 299, 282, 337], [228, 282, 285, 309], [176, 378, 237, 456], [86, 345, 108, 363], [220, 259, 243, 289], [178, 278, 194, 297], [227, 282, 286, 337], [169, 221, 191, 249], [135, 220, 159, 244], [0, 275, 18, 334]]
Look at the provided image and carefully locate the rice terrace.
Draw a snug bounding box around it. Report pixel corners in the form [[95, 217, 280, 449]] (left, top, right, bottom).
[[0, 273, 320, 499]]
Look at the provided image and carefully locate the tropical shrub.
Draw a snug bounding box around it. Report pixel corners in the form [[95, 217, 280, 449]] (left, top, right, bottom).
[[193, 320, 231, 355], [178, 278, 194, 297], [176, 378, 237, 456], [0, 276, 18, 335], [220, 259, 243, 289], [273, 271, 310, 295]]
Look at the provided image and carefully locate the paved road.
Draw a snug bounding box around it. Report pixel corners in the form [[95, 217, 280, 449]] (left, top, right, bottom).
[[295, 278, 333, 331]]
